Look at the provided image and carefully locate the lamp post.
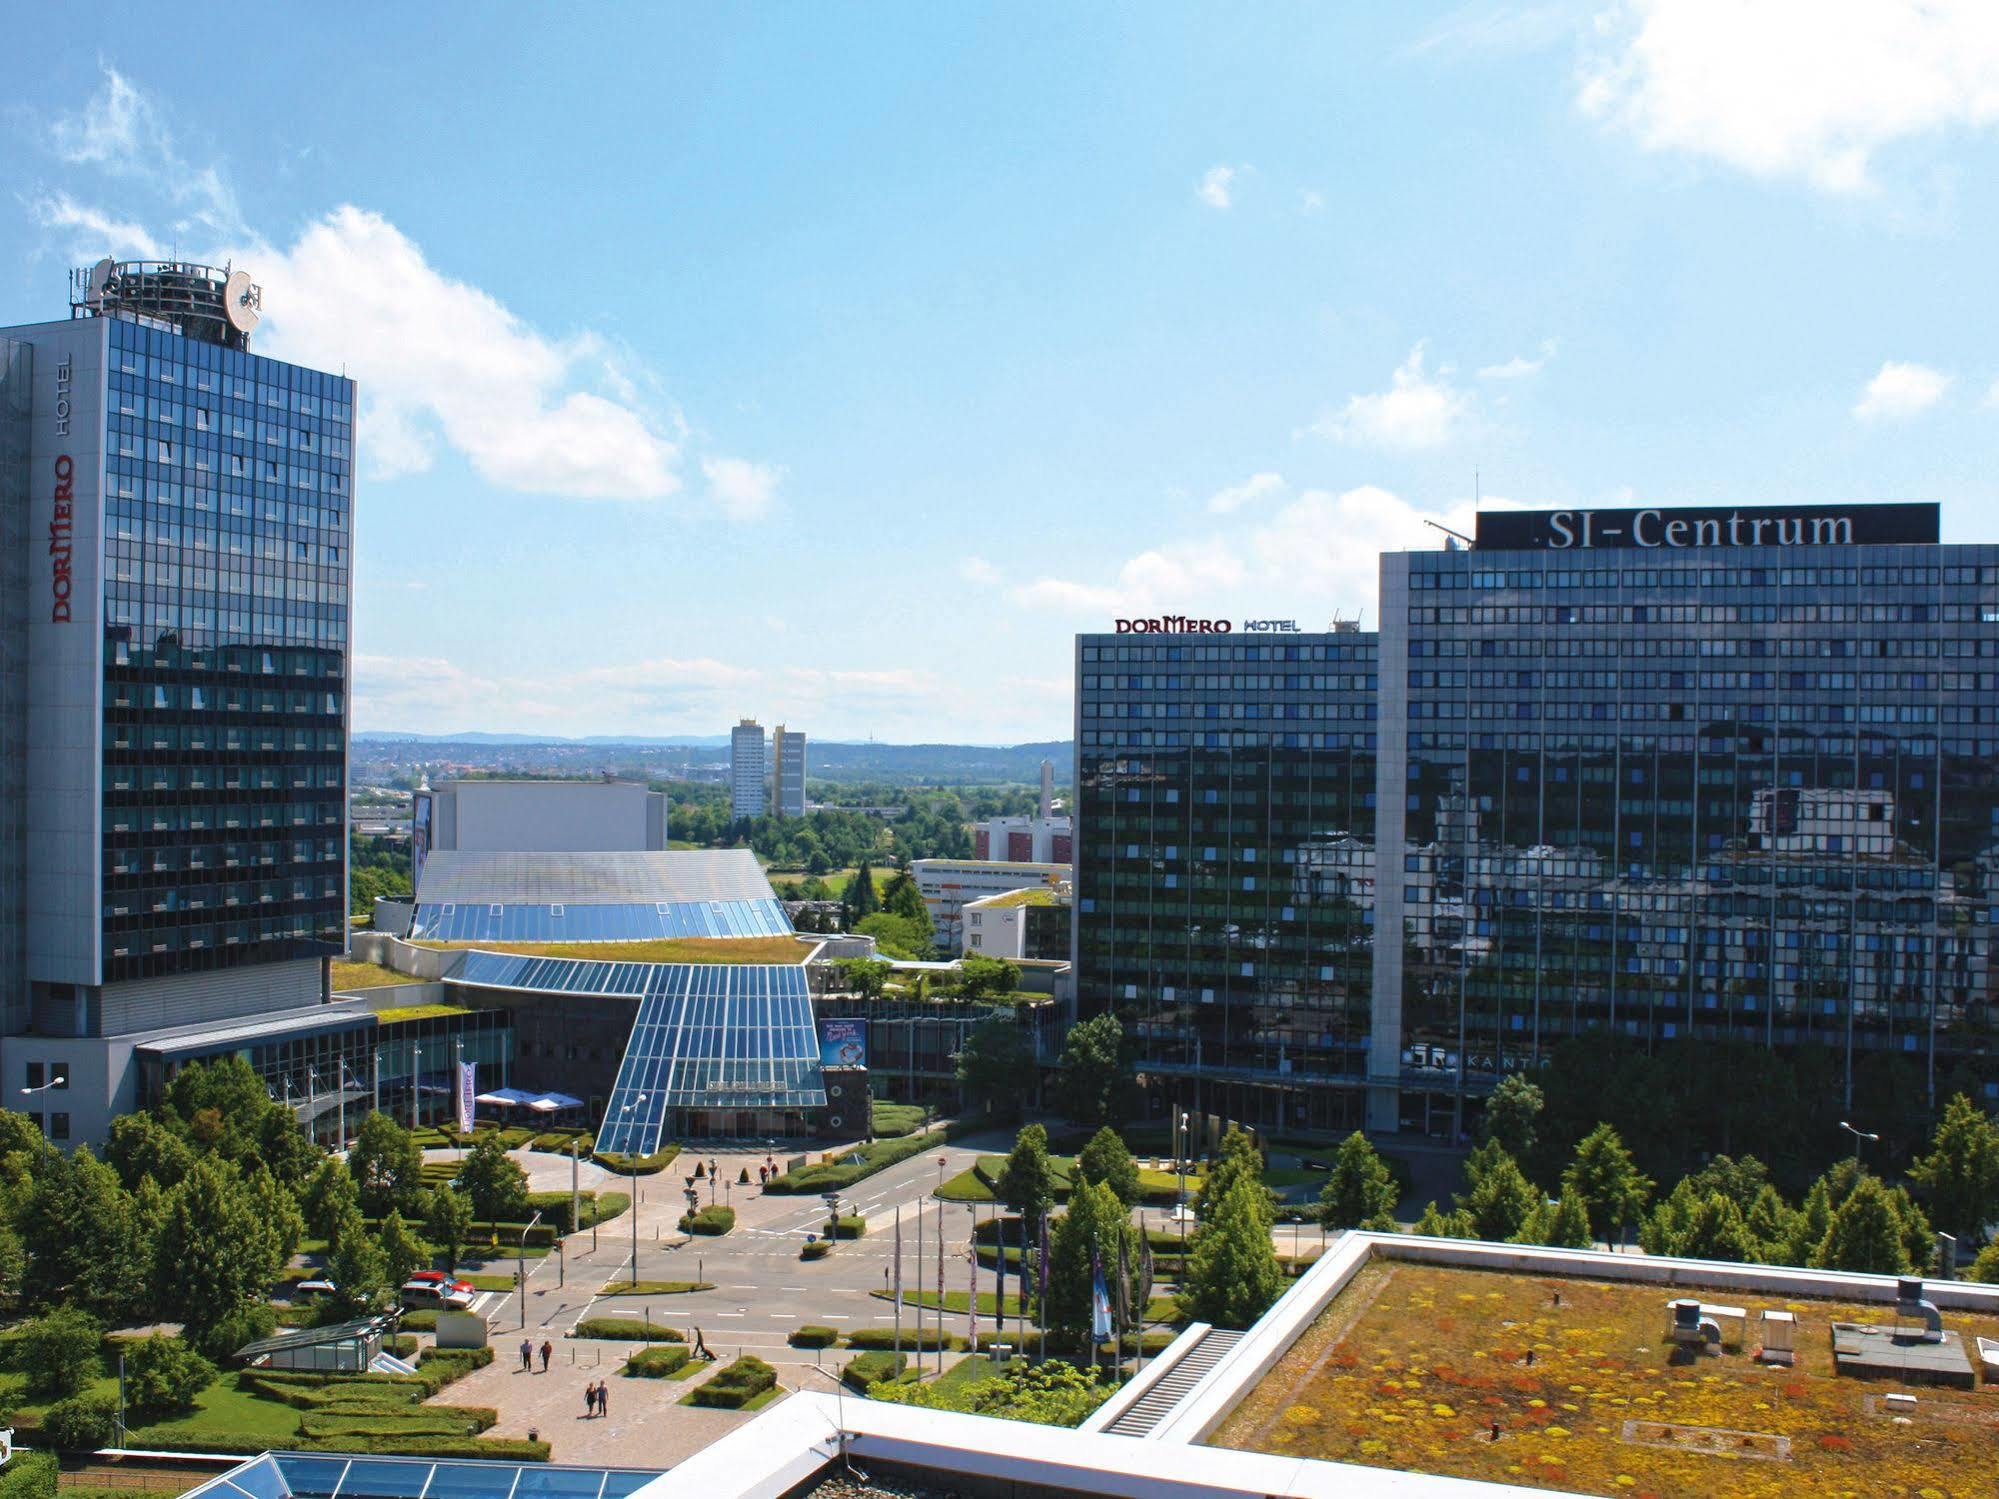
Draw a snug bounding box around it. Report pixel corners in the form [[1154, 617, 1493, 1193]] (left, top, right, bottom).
[[622, 1094, 648, 1289], [19, 1069, 68, 1136], [1176, 1109, 1191, 1260], [338, 1061, 358, 1154], [517, 1210, 542, 1328], [409, 1043, 422, 1133], [306, 1068, 319, 1149], [372, 1046, 382, 1118], [1839, 1119, 1880, 1167]]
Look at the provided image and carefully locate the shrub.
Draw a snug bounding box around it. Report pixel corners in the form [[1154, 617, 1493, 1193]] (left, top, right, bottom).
[[788, 1325, 838, 1348], [688, 1354, 777, 1408], [591, 1145, 681, 1176], [298, 1436, 551, 1460], [841, 1350, 906, 1390], [844, 1327, 964, 1352], [573, 1318, 683, 1342], [0, 1451, 57, 1499], [766, 1131, 939, 1193], [622, 1345, 690, 1378], [43, 1392, 117, 1451], [398, 1310, 438, 1332], [18, 1307, 104, 1399], [123, 1334, 217, 1416], [678, 1205, 735, 1236], [800, 1240, 831, 1260], [823, 1215, 867, 1240]]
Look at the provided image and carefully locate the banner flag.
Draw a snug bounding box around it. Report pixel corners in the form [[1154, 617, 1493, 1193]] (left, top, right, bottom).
[[456, 1062, 476, 1134]]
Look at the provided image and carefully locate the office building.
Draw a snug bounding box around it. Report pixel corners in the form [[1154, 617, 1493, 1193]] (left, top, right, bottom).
[[1074, 627, 1380, 1133], [0, 260, 352, 1143], [1079, 503, 1999, 1135], [974, 812, 1073, 863], [1371, 502, 1993, 1132], [772, 722, 806, 817], [410, 777, 666, 887], [962, 881, 1072, 961], [912, 856, 1070, 949], [730, 718, 767, 819]]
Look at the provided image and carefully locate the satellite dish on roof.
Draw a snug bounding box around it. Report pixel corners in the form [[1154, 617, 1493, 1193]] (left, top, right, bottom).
[[87, 257, 117, 305], [223, 269, 261, 333]]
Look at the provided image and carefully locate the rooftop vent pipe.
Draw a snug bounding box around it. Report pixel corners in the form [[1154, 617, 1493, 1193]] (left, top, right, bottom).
[[1895, 1278, 1943, 1343]]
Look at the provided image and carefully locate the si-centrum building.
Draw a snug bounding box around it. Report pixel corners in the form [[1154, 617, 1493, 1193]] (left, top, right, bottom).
[[1078, 502, 1999, 1137]]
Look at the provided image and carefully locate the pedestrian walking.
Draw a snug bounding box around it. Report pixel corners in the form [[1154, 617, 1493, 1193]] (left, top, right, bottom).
[[519, 1339, 532, 1371], [540, 1340, 552, 1373], [583, 1382, 595, 1419], [599, 1381, 610, 1418]]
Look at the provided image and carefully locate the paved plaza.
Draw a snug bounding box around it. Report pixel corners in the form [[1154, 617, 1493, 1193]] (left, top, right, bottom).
[[429, 1133, 1008, 1460]]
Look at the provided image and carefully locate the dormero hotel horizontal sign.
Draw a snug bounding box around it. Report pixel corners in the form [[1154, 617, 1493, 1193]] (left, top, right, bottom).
[[1475, 503, 1939, 552]]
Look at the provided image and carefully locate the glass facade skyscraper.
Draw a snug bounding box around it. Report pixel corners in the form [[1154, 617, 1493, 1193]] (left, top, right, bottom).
[[1075, 505, 1999, 1136], [1074, 629, 1380, 1132], [1, 262, 353, 1142]]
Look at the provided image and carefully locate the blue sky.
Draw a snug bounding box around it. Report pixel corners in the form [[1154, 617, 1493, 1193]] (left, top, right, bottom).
[[8, 3, 1999, 742]]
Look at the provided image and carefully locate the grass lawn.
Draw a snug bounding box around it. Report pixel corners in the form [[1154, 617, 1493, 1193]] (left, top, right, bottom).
[[962, 1155, 1204, 1206], [1211, 1261, 1999, 1499], [414, 936, 813, 964], [874, 1288, 1032, 1318], [597, 1280, 715, 1295], [925, 1353, 1002, 1395], [872, 1101, 929, 1138], [329, 959, 425, 991], [373, 1003, 473, 1023]]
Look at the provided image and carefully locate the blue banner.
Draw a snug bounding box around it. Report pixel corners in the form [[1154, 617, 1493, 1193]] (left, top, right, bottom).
[[819, 1018, 867, 1069]]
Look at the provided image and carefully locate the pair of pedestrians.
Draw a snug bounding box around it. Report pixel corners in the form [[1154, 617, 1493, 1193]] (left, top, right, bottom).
[[518, 1338, 552, 1372], [583, 1380, 611, 1418]]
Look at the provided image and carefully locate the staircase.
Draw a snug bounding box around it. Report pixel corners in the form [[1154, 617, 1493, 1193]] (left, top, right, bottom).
[[1100, 1327, 1243, 1438]]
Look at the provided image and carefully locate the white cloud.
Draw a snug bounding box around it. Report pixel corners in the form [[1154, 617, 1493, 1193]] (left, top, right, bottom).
[[700, 456, 783, 520], [1206, 472, 1287, 515], [1986, 379, 1999, 410], [959, 556, 1001, 586], [1197, 165, 1241, 209], [1299, 188, 1326, 214], [354, 651, 758, 731], [30, 192, 163, 259], [1478, 338, 1559, 379], [1008, 486, 1515, 624], [47, 65, 242, 238], [1580, 0, 1999, 193], [1853, 360, 1952, 421], [1309, 344, 1471, 449], [1411, 2, 1584, 56]]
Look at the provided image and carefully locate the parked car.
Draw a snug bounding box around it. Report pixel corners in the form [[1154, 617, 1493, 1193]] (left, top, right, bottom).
[[400, 1279, 476, 1310], [295, 1277, 337, 1297]]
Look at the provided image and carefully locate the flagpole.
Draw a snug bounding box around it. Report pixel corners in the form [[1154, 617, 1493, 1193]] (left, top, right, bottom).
[[935, 1200, 946, 1376], [966, 1204, 976, 1357], [893, 1203, 903, 1363], [915, 1196, 925, 1368]]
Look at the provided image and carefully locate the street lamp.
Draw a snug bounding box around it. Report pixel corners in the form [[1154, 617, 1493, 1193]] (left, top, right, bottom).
[[20, 1069, 68, 1136], [409, 1043, 423, 1132], [517, 1210, 542, 1328], [621, 1094, 648, 1289], [1839, 1120, 1880, 1166], [1175, 1110, 1191, 1259], [306, 1067, 319, 1149]]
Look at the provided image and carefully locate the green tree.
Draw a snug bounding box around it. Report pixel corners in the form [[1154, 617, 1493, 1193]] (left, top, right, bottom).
[[0, 1219, 25, 1302], [1075, 1127, 1141, 1209], [376, 1208, 432, 1287], [0, 1107, 53, 1186], [20, 1147, 146, 1321], [155, 1158, 284, 1355], [1744, 1184, 1801, 1264], [1414, 1200, 1475, 1238], [327, 1207, 389, 1313], [1521, 1191, 1593, 1249], [348, 1111, 424, 1217], [957, 956, 1022, 1003], [17, 1306, 103, 1398], [457, 1134, 530, 1221], [1045, 1179, 1136, 1345], [1054, 1014, 1134, 1129], [996, 1124, 1057, 1233], [955, 1015, 1035, 1119], [841, 863, 881, 926], [1783, 1177, 1836, 1266], [1970, 1239, 1999, 1283], [1481, 1073, 1545, 1162], [879, 866, 935, 950], [1195, 1128, 1270, 1228], [1811, 1175, 1913, 1275], [1182, 1175, 1284, 1329], [1564, 1124, 1652, 1246], [1908, 1092, 1999, 1243], [1319, 1132, 1398, 1231], [424, 1187, 474, 1273], [1675, 1192, 1760, 1263], [248, 1167, 306, 1263], [301, 1158, 361, 1244], [122, 1334, 217, 1416], [854, 911, 931, 959], [105, 1112, 196, 1193], [1457, 1147, 1538, 1243], [833, 958, 892, 1001]]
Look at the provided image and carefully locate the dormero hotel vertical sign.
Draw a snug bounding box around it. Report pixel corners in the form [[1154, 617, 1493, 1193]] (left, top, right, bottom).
[[49, 354, 73, 622]]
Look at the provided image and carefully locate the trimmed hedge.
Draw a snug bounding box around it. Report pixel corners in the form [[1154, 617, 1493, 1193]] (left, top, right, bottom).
[[788, 1326, 838, 1349], [687, 1354, 777, 1409], [622, 1345, 691, 1378], [678, 1205, 735, 1236], [296, 1436, 551, 1460], [573, 1318, 682, 1342], [592, 1145, 682, 1175], [822, 1215, 867, 1240], [844, 1327, 965, 1352], [0, 1450, 57, 1499], [765, 1129, 942, 1194], [841, 1350, 906, 1390]]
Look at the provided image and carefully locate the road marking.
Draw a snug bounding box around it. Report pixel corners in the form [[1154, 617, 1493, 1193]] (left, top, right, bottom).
[[822, 1314, 850, 1321], [716, 1311, 744, 1318]]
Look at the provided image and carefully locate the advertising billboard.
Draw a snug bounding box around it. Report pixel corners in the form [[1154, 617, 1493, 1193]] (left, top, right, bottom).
[[819, 1018, 867, 1069]]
